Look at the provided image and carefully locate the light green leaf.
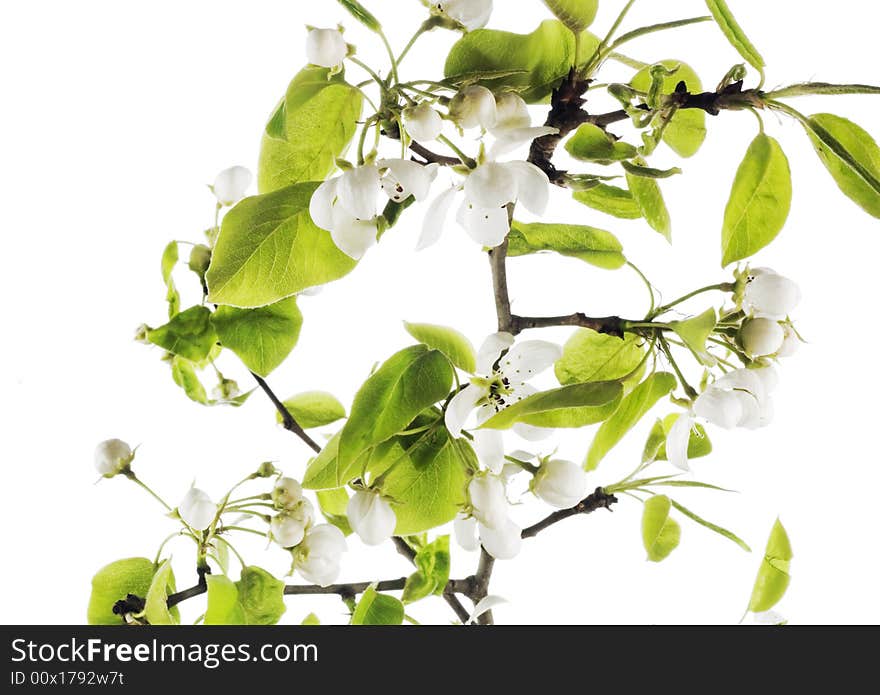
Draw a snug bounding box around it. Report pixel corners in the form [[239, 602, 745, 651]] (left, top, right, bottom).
[[573, 184, 643, 220], [403, 536, 451, 604], [722, 134, 792, 266], [748, 518, 793, 613], [161, 241, 180, 318], [316, 487, 353, 535], [627, 168, 672, 241], [351, 586, 405, 625], [337, 346, 454, 475], [336, 0, 382, 31], [278, 391, 347, 429], [302, 433, 355, 490], [211, 297, 302, 377], [585, 372, 677, 471], [204, 575, 246, 625], [543, 0, 599, 33], [170, 356, 209, 405], [87, 558, 156, 625], [444, 20, 599, 103], [669, 308, 717, 366], [642, 495, 681, 562], [631, 60, 707, 158], [480, 381, 623, 430], [556, 329, 645, 385], [143, 560, 179, 625], [705, 0, 765, 72], [621, 161, 682, 179], [566, 123, 638, 164], [301, 613, 321, 625], [236, 566, 286, 625], [404, 322, 477, 373], [146, 306, 218, 362], [651, 414, 712, 462], [508, 221, 626, 270], [258, 67, 363, 193], [765, 83, 880, 99], [669, 499, 750, 552], [206, 181, 358, 308], [806, 113, 880, 219]]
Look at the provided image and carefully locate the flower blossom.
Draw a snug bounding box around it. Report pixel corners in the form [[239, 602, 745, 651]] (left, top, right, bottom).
[[347, 490, 397, 546], [294, 524, 347, 586], [306, 28, 347, 69], [432, 0, 494, 32], [178, 488, 218, 532]]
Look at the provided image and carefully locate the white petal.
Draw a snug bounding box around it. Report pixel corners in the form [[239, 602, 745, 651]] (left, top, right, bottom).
[[473, 429, 505, 474], [454, 514, 480, 552], [693, 387, 743, 430], [498, 340, 562, 382], [450, 85, 497, 129], [403, 103, 444, 142], [751, 364, 780, 393], [379, 159, 438, 203], [533, 459, 589, 508], [507, 161, 550, 215], [777, 324, 801, 358], [306, 28, 348, 69], [492, 92, 531, 131], [213, 166, 252, 206], [468, 475, 508, 529], [715, 368, 767, 405], [744, 270, 802, 319], [733, 390, 763, 430], [445, 384, 486, 437], [666, 413, 694, 472], [741, 318, 785, 357], [512, 422, 554, 442], [444, 0, 494, 32], [478, 518, 522, 560], [337, 165, 380, 220], [477, 332, 516, 373], [347, 491, 397, 546], [465, 162, 518, 209], [467, 595, 508, 625], [456, 200, 511, 248], [308, 178, 339, 231], [416, 186, 458, 251], [328, 209, 377, 260], [489, 127, 559, 159]]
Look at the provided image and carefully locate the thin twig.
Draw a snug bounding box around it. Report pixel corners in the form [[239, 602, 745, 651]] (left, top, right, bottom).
[[251, 372, 322, 454], [521, 488, 618, 539]]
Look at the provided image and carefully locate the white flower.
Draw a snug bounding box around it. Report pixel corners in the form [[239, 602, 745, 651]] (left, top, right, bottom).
[[404, 103, 444, 142], [468, 474, 509, 529], [310, 160, 438, 259], [489, 93, 559, 157], [741, 318, 785, 357], [532, 459, 589, 509], [306, 28, 348, 69], [777, 323, 801, 358], [271, 477, 303, 511], [743, 268, 801, 319], [94, 439, 133, 478], [347, 490, 397, 546], [449, 85, 498, 130], [294, 524, 347, 586], [213, 166, 252, 207], [270, 499, 314, 548], [433, 0, 493, 31], [454, 513, 480, 551], [478, 517, 522, 560], [178, 488, 217, 531]]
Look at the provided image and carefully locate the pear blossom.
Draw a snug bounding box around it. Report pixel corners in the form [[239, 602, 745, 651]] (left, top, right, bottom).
[[347, 490, 397, 546], [776, 323, 802, 358], [270, 499, 314, 548], [742, 268, 801, 319], [213, 166, 252, 207], [404, 103, 444, 142], [178, 488, 217, 531], [294, 524, 347, 586], [531, 459, 589, 509], [271, 477, 303, 511], [478, 517, 522, 560], [310, 159, 438, 259], [449, 85, 498, 130], [741, 318, 785, 358], [489, 92, 559, 157], [444, 333, 561, 472], [456, 475, 524, 560], [432, 0, 493, 31], [94, 439, 133, 478], [468, 474, 509, 528], [306, 28, 347, 69]]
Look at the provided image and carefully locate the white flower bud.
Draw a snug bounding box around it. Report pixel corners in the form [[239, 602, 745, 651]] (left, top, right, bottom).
[[468, 474, 508, 529], [450, 85, 497, 129], [295, 524, 347, 586], [404, 103, 444, 142], [178, 488, 217, 531], [212, 166, 252, 206], [271, 499, 314, 548], [272, 477, 304, 511], [94, 439, 133, 478], [532, 460, 589, 509], [743, 269, 801, 319], [776, 323, 801, 358], [306, 28, 347, 69], [454, 513, 480, 551], [478, 518, 522, 560], [741, 318, 785, 357], [347, 490, 397, 546], [435, 0, 494, 31]]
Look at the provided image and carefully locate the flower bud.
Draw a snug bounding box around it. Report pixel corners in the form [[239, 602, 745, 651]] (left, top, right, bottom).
[[347, 490, 397, 546], [743, 269, 801, 319], [306, 28, 347, 69], [294, 524, 347, 586], [449, 85, 497, 130], [531, 460, 589, 509], [776, 323, 801, 358], [403, 103, 444, 142], [272, 477, 304, 511], [188, 244, 212, 276], [434, 0, 494, 31], [94, 439, 133, 478], [478, 518, 522, 560], [254, 462, 278, 478], [178, 488, 217, 531], [741, 318, 785, 357], [212, 166, 252, 206], [271, 499, 314, 548], [468, 474, 508, 529]]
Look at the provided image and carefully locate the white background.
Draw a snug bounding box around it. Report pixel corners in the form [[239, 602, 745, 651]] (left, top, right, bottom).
[[2, 0, 879, 625]]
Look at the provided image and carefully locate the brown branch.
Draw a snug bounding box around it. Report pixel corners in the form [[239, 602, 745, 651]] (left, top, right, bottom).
[[511, 313, 625, 337], [409, 140, 461, 167], [472, 549, 496, 626], [488, 238, 514, 334], [251, 372, 322, 455], [284, 578, 407, 598], [521, 488, 618, 539]]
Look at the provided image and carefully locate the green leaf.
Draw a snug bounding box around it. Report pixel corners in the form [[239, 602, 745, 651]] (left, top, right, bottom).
[[146, 306, 218, 362], [206, 181, 358, 308], [351, 586, 405, 625], [627, 168, 672, 241], [444, 20, 599, 103], [480, 381, 623, 430], [87, 558, 156, 625], [278, 391, 347, 429], [765, 83, 880, 99], [806, 113, 880, 219], [651, 414, 712, 463], [336, 0, 381, 32], [748, 518, 793, 613], [721, 134, 792, 266], [573, 184, 643, 220], [585, 372, 677, 471], [236, 566, 287, 625], [566, 123, 638, 164], [258, 67, 363, 194], [337, 346, 454, 475], [403, 536, 451, 604], [631, 60, 707, 158], [204, 575, 247, 625], [170, 356, 209, 405], [542, 0, 599, 33], [404, 322, 477, 373], [705, 0, 765, 72], [508, 222, 626, 270], [642, 495, 681, 562], [316, 487, 353, 535], [621, 161, 682, 179], [302, 433, 352, 490], [161, 241, 180, 318], [143, 560, 179, 625], [211, 297, 302, 377], [669, 499, 750, 552], [669, 308, 717, 366], [556, 329, 645, 385], [301, 613, 321, 625]]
